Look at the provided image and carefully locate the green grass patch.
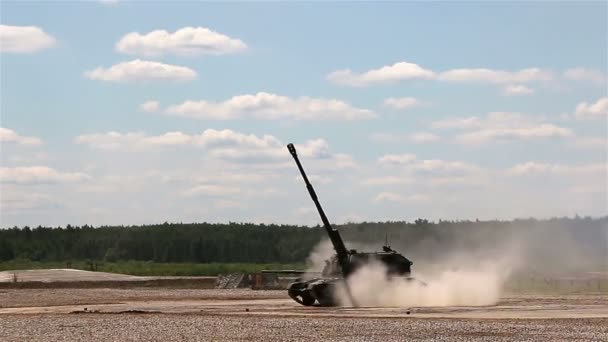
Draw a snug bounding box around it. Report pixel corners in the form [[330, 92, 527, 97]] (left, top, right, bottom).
[[0, 260, 305, 277]]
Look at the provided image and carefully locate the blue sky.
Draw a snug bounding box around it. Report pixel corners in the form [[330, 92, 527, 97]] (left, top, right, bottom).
[[1, 1, 606, 227]]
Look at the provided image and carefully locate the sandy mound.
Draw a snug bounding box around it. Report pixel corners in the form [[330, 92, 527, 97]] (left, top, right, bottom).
[[0, 269, 146, 283]]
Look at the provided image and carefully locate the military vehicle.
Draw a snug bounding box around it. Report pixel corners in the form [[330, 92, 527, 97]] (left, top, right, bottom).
[[286, 143, 416, 306]]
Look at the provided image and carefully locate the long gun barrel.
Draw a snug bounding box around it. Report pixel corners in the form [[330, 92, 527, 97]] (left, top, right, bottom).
[[287, 143, 352, 276]]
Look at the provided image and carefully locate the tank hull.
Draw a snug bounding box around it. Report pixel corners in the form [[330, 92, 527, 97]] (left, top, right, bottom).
[[287, 278, 339, 306], [287, 276, 426, 306]]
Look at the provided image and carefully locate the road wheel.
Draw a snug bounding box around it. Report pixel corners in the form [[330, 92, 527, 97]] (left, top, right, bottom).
[[300, 292, 315, 306], [312, 284, 336, 306], [288, 287, 315, 306]]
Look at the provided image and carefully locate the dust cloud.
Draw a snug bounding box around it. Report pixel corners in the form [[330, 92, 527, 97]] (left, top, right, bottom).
[[303, 238, 518, 307], [306, 218, 607, 307], [305, 240, 335, 273], [301, 240, 335, 280], [335, 260, 510, 307]]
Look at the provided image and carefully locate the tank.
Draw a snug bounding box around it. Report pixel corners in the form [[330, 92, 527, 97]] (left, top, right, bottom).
[[286, 143, 416, 307]]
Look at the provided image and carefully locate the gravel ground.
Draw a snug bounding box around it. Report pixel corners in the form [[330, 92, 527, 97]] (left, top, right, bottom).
[[0, 288, 606, 341], [0, 288, 285, 308], [1, 314, 606, 341]]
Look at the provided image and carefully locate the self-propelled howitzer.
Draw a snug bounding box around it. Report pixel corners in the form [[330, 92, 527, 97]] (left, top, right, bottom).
[[286, 143, 415, 306]]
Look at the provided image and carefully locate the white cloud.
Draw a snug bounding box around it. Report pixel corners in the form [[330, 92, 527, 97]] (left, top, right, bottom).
[[191, 129, 289, 163], [502, 84, 534, 96], [574, 137, 606, 149], [370, 132, 440, 144], [563, 68, 606, 85], [164, 92, 375, 121], [372, 192, 403, 202], [409, 132, 440, 143], [378, 154, 482, 176], [433, 112, 573, 144], [363, 158, 489, 201], [383, 97, 419, 110], [0, 192, 63, 211], [213, 200, 244, 209], [0, 166, 90, 184], [438, 68, 552, 84], [0, 25, 55, 53], [189, 171, 277, 186], [196, 133, 355, 168], [7, 152, 49, 165], [575, 97, 608, 120], [327, 61, 560, 92], [0, 127, 43, 145], [361, 176, 413, 186], [507, 162, 605, 176], [75, 131, 193, 150], [568, 185, 606, 195], [378, 154, 417, 165], [327, 61, 435, 86], [116, 27, 247, 57], [76, 172, 163, 194], [428, 176, 487, 188], [293, 206, 315, 217], [75, 129, 354, 168], [369, 133, 402, 143], [431, 116, 482, 130], [84, 59, 197, 82], [140, 100, 160, 113], [507, 162, 551, 175], [181, 184, 242, 197], [456, 124, 572, 144], [182, 184, 282, 199], [373, 192, 429, 203], [411, 159, 481, 174]]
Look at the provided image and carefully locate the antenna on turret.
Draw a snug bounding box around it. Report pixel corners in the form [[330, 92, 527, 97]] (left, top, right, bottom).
[[383, 233, 394, 253]]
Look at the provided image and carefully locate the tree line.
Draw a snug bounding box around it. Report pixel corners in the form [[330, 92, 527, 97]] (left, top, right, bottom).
[[0, 217, 606, 272]]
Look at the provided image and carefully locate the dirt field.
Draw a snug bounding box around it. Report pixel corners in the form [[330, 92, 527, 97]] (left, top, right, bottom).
[[0, 269, 217, 289], [1, 288, 606, 341]]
